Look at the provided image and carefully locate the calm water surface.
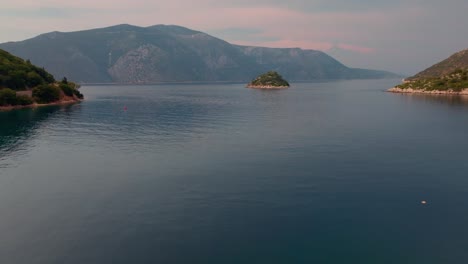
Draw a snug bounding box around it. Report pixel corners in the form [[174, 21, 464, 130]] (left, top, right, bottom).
[[1, 80, 468, 263]]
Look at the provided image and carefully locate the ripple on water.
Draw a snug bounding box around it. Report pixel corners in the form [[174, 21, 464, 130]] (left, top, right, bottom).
[[2, 81, 468, 263]]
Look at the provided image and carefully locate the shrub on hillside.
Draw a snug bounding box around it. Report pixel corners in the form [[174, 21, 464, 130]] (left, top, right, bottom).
[[73, 89, 84, 99], [32, 84, 60, 103], [60, 83, 74, 96], [60, 78, 83, 99], [15, 94, 34, 105], [0, 49, 55, 90], [0, 88, 17, 106], [26, 71, 45, 87]]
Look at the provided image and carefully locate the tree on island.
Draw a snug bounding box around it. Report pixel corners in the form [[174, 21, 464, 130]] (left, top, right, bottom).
[[247, 71, 290, 88]]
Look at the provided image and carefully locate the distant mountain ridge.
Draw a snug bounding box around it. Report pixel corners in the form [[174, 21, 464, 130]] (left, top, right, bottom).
[[0, 24, 398, 83], [408, 49, 468, 80]]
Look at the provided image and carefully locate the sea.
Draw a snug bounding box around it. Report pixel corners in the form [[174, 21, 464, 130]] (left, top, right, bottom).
[[1, 79, 468, 263]]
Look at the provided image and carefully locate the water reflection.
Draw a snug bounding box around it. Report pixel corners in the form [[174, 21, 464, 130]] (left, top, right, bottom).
[[250, 88, 289, 113], [0, 106, 62, 155], [2, 82, 468, 263], [394, 93, 468, 106]]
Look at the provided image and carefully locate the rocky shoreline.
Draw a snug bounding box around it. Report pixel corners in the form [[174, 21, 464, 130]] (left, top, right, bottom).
[[388, 87, 468, 95], [0, 97, 82, 111], [246, 85, 289, 89]]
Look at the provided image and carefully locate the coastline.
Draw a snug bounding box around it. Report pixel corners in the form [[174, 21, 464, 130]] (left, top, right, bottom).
[[387, 87, 468, 95], [0, 98, 81, 111], [246, 85, 289, 89]]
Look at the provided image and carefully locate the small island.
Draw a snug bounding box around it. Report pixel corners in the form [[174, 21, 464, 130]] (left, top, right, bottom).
[[0, 49, 83, 111], [247, 71, 290, 89]]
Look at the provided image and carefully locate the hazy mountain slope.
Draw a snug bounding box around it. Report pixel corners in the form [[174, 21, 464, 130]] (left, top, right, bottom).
[[237, 46, 394, 80], [409, 49, 468, 80], [237, 46, 350, 80], [0, 24, 397, 83]]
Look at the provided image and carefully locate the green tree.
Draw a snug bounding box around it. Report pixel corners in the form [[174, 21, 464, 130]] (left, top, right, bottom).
[[59, 83, 74, 96], [32, 84, 60, 103], [6, 70, 27, 89], [0, 88, 17, 106], [26, 71, 45, 87], [15, 94, 34, 105], [34, 67, 55, 83], [73, 89, 84, 99]]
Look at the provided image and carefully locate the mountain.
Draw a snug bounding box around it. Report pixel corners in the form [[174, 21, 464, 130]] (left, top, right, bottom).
[[408, 49, 468, 80], [0, 24, 398, 84]]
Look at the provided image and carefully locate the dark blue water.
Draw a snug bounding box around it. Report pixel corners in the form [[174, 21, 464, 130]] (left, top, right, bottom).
[[1, 80, 468, 263]]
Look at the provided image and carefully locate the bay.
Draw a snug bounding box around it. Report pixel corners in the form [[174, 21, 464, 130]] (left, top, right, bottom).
[[1, 79, 468, 263]]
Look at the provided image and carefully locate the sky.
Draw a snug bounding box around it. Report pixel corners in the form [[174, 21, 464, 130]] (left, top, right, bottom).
[[0, 0, 467, 75]]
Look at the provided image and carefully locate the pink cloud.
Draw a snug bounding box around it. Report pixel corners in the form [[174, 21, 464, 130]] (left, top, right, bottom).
[[336, 43, 375, 54], [4, 1, 457, 74], [233, 39, 333, 50], [0, 2, 423, 57]]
